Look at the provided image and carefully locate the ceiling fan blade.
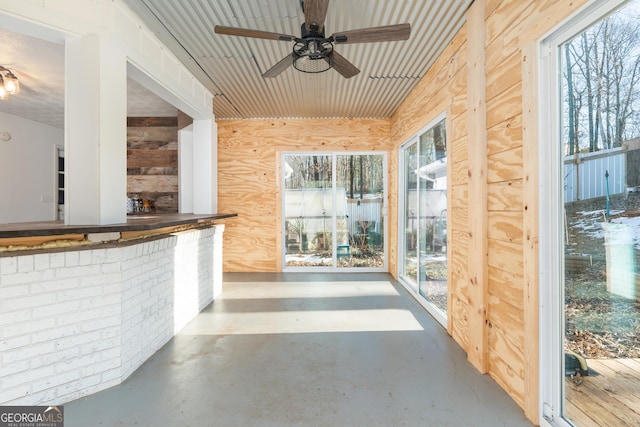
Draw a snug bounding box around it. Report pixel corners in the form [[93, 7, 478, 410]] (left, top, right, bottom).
[[303, 0, 329, 32], [214, 25, 296, 42], [262, 53, 295, 78], [330, 51, 360, 79], [333, 23, 411, 44]]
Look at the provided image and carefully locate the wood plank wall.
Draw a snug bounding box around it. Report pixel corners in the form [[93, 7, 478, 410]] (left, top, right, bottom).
[[216, 0, 591, 422], [217, 119, 391, 272], [127, 117, 179, 212]]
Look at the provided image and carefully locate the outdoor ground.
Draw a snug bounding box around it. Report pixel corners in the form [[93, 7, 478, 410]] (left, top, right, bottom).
[[564, 191, 640, 358]]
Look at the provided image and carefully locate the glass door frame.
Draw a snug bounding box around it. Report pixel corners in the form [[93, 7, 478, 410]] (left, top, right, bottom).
[[281, 151, 388, 272], [397, 112, 448, 327], [538, 0, 627, 425]]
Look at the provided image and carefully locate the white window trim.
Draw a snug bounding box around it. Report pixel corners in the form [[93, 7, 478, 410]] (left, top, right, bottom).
[[538, 1, 629, 425]]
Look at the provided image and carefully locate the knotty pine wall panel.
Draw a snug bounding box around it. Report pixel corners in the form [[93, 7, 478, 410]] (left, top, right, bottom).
[[390, 22, 470, 348], [217, 118, 391, 272], [487, 114, 523, 156], [390, 0, 590, 419]]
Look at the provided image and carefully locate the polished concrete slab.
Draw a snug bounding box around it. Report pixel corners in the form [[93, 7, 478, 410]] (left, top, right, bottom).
[[65, 273, 533, 426]]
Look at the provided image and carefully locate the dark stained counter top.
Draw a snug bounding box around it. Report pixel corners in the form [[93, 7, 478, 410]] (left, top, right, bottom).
[[0, 213, 237, 238]]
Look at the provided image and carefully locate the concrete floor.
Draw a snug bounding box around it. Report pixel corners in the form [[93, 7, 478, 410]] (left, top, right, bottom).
[[65, 273, 533, 426]]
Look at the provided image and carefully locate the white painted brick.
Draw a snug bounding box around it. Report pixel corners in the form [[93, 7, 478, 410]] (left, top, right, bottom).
[[31, 300, 80, 320], [0, 359, 29, 378], [100, 366, 121, 383], [30, 369, 81, 394], [78, 250, 93, 266], [81, 315, 120, 333], [91, 248, 107, 264], [2, 318, 55, 339], [17, 256, 34, 273], [0, 310, 30, 331], [33, 254, 50, 271], [55, 264, 101, 279], [31, 323, 81, 345], [0, 384, 30, 404], [35, 347, 79, 369], [79, 293, 120, 310], [1, 271, 44, 286], [57, 285, 104, 302], [2, 341, 55, 364], [65, 251, 79, 267], [2, 365, 54, 389], [79, 335, 119, 356], [0, 284, 29, 299], [7, 293, 53, 311], [56, 351, 102, 373], [87, 232, 120, 243], [58, 373, 101, 394], [100, 262, 121, 274], [56, 308, 104, 326], [49, 253, 65, 268], [54, 330, 102, 351], [80, 272, 121, 287], [100, 304, 121, 317], [80, 357, 120, 377], [104, 248, 123, 263], [0, 256, 18, 274], [100, 326, 120, 339], [30, 278, 80, 294]]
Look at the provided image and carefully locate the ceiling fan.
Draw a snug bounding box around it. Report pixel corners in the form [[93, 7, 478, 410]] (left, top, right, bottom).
[[214, 0, 411, 79]]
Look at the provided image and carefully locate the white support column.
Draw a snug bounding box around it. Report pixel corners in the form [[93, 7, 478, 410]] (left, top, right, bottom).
[[178, 124, 194, 213], [65, 34, 127, 225], [192, 119, 217, 214]]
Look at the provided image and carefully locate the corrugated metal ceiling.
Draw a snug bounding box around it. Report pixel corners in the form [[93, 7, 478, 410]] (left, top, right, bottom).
[[124, 0, 473, 120]]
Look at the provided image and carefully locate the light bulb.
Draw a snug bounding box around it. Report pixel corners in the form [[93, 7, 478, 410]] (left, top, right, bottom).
[[3, 71, 19, 95]]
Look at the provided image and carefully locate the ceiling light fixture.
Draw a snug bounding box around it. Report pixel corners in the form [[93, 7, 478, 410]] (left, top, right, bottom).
[[0, 66, 20, 100], [292, 37, 333, 74]]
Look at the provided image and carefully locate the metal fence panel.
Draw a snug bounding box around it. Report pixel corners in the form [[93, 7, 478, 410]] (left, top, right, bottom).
[[564, 148, 626, 203]]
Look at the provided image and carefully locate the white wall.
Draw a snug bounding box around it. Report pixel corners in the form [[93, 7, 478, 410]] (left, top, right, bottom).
[[0, 0, 217, 224], [0, 111, 63, 224]]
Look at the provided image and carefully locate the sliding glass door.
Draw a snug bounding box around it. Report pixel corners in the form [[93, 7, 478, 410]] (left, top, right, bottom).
[[540, 1, 640, 425], [399, 115, 448, 325], [283, 152, 386, 271]]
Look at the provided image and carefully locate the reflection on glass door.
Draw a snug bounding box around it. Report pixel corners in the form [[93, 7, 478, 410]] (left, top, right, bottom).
[[284, 154, 333, 268], [418, 122, 447, 313], [559, 1, 640, 425], [283, 153, 386, 270], [336, 154, 385, 269], [399, 116, 448, 324]]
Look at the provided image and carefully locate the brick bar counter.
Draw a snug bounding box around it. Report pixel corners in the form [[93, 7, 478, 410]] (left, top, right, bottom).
[[0, 214, 235, 405]]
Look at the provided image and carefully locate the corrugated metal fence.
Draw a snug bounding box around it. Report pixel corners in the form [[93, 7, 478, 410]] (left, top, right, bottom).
[[564, 148, 626, 202]]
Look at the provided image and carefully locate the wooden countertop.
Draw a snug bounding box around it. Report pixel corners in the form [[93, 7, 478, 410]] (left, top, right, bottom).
[[0, 213, 237, 238]]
